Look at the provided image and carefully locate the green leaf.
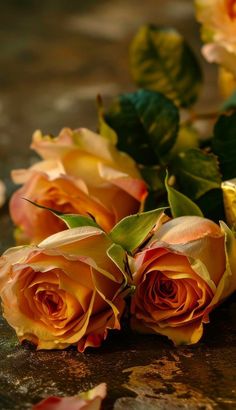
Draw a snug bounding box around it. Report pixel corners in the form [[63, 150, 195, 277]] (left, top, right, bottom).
[[23, 199, 100, 229], [140, 165, 167, 210], [56, 214, 100, 229], [221, 91, 236, 112], [107, 243, 127, 275], [140, 165, 165, 194], [97, 95, 118, 144], [168, 124, 199, 159], [107, 244, 131, 293], [212, 112, 236, 180], [196, 189, 225, 222], [172, 148, 221, 200], [165, 173, 203, 218], [130, 25, 202, 107], [109, 207, 166, 252], [106, 89, 179, 165]]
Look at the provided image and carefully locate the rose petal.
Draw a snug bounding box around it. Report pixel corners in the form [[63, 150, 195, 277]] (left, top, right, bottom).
[[153, 217, 226, 285], [154, 216, 222, 244], [131, 315, 204, 345], [202, 43, 236, 76], [32, 383, 107, 410]]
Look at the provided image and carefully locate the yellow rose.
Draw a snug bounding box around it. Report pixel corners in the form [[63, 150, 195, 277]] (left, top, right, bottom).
[[10, 128, 147, 243], [131, 216, 236, 345], [0, 227, 125, 351], [195, 0, 236, 76]]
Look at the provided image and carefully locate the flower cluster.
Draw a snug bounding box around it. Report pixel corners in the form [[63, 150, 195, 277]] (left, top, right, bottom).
[[0, 181, 236, 350], [1, 4, 236, 355]]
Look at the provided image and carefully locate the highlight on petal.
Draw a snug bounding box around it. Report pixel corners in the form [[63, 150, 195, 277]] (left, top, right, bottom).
[[153, 216, 222, 245], [32, 383, 107, 410], [31, 128, 74, 160], [202, 43, 236, 76]]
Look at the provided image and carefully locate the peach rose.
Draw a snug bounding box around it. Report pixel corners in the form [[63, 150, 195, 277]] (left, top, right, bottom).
[[0, 227, 125, 351], [195, 0, 236, 76], [32, 383, 107, 410], [131, 216, 236, 345], [10, 127, 147, 244], [10, 168, 115, 243]]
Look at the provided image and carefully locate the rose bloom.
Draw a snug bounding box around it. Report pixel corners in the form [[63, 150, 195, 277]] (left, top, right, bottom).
[[0, 227, 125, 351], [10, 127, 147, 243], [131, 216, 236, 345], [32, 383, 106, 410], [195, 0, 236, 76]]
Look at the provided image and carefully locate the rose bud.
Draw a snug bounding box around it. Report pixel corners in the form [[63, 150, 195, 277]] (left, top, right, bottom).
[[0, 227, 125, 351], [131, 216, 236, 345]]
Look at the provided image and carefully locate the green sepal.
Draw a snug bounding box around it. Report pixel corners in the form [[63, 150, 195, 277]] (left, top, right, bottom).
[[97, 95, 118, 144], [23, 199, 101, 229], [109, 207, 166, 252], [107, 243, 131, 297], [172, 148, 221, 200], [165, 172, 203, 218]]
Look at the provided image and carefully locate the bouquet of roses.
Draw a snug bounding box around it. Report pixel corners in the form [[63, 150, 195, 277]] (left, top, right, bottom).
[[0, 0, 236, 355]]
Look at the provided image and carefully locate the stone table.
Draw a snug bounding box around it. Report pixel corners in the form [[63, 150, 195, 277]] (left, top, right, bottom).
[[0, 1, 235, 409]]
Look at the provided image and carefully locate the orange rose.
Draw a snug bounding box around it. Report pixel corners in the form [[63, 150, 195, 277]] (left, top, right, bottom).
[[10, 127, 147, 244], [0, 227, 125, 351], [10, 169, 115, 243], [131, 216, 236, 345]]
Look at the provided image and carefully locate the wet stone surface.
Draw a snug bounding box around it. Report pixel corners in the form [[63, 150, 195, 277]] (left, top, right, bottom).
[[0, 298, 236, 409], [0, 1, 235, 409]]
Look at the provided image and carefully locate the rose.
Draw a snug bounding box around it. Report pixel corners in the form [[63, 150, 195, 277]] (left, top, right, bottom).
[[10, 127, 147, 244], [131, 216, 236, 345], [0, 226, 125, 351], [195, 0, 236, 76], [32, 383, 107, 410], [31, 127, 147, 217], [10, 166, 115, 243]]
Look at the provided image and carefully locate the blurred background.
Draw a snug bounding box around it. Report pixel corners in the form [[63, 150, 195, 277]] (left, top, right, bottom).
[[0, 0, 219, 250]]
